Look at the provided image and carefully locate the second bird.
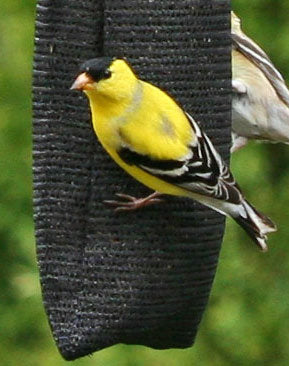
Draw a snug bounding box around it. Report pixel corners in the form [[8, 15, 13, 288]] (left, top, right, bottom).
[[71, 57, 276, 251], [232, 11, 289, 152]]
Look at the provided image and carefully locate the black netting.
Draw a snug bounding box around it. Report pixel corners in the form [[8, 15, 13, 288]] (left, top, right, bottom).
[[33, 0, 231, 360]]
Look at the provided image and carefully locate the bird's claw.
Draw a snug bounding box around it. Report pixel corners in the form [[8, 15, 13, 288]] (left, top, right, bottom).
[[104, 192, 163, 212]]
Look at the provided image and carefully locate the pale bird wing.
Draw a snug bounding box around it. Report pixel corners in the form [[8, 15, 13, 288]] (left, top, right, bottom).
[[232, 22, 289, 107]]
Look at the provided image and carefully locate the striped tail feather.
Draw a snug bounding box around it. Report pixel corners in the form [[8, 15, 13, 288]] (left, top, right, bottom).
[[233, 199, 277, 251]]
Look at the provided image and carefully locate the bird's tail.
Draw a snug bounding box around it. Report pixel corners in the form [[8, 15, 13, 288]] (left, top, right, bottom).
[[233, 199, 277, 251]]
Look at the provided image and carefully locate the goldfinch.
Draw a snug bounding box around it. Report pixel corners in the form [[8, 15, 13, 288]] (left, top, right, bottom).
[[71, 57, 276, 250], [232, 11, 289, 152]]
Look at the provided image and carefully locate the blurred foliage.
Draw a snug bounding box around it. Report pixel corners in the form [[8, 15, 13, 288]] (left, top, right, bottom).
[[1, 0, 289, 365]]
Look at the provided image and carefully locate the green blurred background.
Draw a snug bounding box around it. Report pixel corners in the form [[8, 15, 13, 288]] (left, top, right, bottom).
[[1, 0, 289, 365]]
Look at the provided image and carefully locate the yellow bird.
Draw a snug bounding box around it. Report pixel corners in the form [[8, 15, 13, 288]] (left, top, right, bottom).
[[71, 57, 276, 251], [232, 11, 289, 152]]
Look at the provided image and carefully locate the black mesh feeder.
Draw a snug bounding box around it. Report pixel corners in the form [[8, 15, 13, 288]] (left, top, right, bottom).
[[32, 0, 231, 361]]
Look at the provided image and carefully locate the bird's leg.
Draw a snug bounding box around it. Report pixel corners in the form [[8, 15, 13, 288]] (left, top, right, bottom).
[[230, 134, 249, 153], [104, 191, 163, 212]]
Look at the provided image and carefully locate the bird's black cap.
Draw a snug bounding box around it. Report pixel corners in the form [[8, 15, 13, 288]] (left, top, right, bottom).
[[79, 57, 115, 82]]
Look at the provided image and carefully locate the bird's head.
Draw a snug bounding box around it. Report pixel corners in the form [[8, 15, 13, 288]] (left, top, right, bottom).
[[71, 57, 138, 101]]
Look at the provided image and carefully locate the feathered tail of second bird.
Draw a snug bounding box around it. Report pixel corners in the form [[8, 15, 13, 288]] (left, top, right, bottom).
[[232, 199, 276, 251]]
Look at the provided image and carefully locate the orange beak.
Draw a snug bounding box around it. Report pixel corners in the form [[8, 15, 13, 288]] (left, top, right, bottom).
[[70, 72, 94, 91]]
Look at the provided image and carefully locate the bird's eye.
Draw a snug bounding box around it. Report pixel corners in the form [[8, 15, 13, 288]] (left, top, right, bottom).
[[104, 69, 112, 78]]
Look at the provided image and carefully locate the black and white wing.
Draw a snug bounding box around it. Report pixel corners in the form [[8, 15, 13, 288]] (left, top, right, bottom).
[[118, 113, 242, 205]]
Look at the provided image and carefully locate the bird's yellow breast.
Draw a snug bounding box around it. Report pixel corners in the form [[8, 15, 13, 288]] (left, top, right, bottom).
[[86, 77, 195, 196]]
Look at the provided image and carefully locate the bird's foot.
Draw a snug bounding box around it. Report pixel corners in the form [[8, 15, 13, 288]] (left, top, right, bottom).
[[104, 191, 163, 212]]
